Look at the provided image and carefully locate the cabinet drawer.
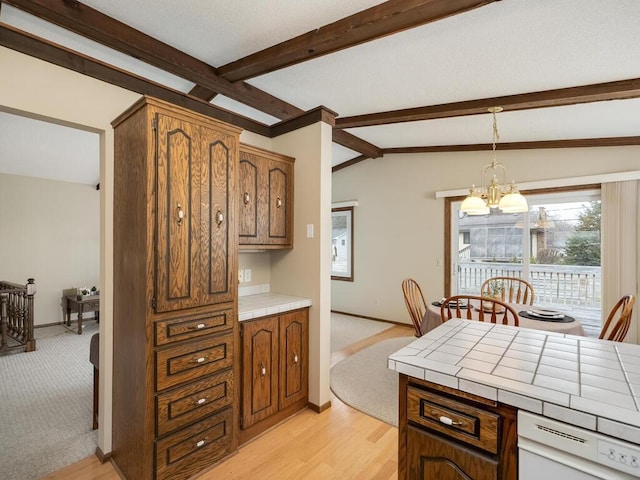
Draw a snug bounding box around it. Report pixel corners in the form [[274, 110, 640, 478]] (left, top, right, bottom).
[[407, 386, 499, 454], [155, 407, 233, 480], [156, 333, 233, 391], [156, 369, 233, 436], [155, 309, 234, 346]]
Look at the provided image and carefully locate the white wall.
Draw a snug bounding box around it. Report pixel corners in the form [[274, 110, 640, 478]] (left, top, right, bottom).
[[0, 174, 99, 325], [270, 122, 333, 409], [332, 147, 640, 331], [0, 46, 140, 454]]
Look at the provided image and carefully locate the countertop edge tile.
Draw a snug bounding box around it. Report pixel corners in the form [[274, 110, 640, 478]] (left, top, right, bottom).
[[498, 390, 542, 414], [597, 417, 640, 444], [238, 292, 312, 321], [542, 402, 596, 430]]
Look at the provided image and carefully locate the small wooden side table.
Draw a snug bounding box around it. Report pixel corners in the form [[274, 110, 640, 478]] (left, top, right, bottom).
[[65, 295, 100, 335]]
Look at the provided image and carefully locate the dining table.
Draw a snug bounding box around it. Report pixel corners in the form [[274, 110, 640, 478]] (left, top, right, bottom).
[[421, 299, 586, 337]]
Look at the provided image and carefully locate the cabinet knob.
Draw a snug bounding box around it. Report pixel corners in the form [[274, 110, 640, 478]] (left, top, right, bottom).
[[260, 361, 266, 377], [191, 356, 208, 364], [436, 414, 464, 427], [177, 202, 184, 226], [243, 192, 250, 205], [195, 396, 209, 406], [189, 323, 206, 330], [195, 437, 209, 449], [276, 197, 282, 208], [216, 210, 224, 227], [293, 352, 299, 364]]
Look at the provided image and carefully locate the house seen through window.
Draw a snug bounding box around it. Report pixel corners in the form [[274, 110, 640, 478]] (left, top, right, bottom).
[[452, 189, 602, 337]]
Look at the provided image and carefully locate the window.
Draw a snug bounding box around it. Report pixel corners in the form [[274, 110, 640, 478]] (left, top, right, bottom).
[[331, 207, 353, 281], [447, 187, 602, 336]]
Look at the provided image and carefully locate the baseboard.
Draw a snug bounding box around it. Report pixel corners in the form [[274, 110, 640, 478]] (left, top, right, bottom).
[[331, 310, 408, 327], [95, 445, 111, 463], [308, 400, 331, 413]]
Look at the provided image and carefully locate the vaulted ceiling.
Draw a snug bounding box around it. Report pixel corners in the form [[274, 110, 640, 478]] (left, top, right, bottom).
[[1, 0, 639, 185]]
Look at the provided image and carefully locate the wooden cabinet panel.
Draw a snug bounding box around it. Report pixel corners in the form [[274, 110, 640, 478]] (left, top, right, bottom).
[[155, 114, 199, 312], [156, 332, 234, 391], [407, 426, 498, 480], [241, 316, 279, 428], [407, 385, 499, 454], [155, 407, 233, 480], [238, 157, 259, 240], [239, 144, 294, 249], [279, 310, 308, 409], [201, 130, 236, 306], [155, 308, 234, 346], [113, 96, 240, 480], [267, 162, 289, 242], [156, 369, 233, 436], [398, 376, 517, 480]]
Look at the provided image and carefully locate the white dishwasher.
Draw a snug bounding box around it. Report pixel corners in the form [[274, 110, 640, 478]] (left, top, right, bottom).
[[518, 411, 640, 479]]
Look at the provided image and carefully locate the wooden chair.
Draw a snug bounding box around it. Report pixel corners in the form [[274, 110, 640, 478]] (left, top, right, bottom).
[[89, 333, 99, 430], [402, 278, 428, 337], [440, 295, 519, 326], [599, 294, 636, 342], [481, 276, 535, 305]]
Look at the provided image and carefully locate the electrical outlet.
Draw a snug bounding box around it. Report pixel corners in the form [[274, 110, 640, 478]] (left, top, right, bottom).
[[245, 269, 252, 282], [238, 269, 244, 283]]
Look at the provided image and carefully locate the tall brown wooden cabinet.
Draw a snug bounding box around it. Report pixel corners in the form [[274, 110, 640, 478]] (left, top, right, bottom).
[[239, 144, 294, 249], [112, 96, 241, 480]]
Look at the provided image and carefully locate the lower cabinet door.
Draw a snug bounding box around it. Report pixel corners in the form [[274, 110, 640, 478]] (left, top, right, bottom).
[[407, 425, 498, 480], [241, 316, 279, 428], [155, 407, 233, 480], [279, 310, 308, 409]]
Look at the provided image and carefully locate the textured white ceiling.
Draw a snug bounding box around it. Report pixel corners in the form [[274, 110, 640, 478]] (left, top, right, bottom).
[[1, 0, 639, 177]]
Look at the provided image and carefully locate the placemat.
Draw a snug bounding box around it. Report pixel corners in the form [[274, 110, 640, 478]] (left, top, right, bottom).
[[432, 301, 469, 309], [518, 310, 575, 323]]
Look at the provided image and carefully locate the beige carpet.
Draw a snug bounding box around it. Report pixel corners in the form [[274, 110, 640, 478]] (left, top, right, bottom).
[[0, 321, 98, 479], [330, 336, 415, 427], [331, 313, 394, 353]]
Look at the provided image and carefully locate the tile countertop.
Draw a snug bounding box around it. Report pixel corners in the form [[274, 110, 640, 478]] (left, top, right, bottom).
[[388, 319, 640, 445], [238, 292, 312, 321]]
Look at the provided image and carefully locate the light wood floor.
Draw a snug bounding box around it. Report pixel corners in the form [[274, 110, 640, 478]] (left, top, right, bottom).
[[44, 322, 414, 480]]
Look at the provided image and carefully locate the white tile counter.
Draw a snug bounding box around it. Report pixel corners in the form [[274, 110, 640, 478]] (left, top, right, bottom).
[[238, 292, 312, 321], [388, 319, 640, 444]]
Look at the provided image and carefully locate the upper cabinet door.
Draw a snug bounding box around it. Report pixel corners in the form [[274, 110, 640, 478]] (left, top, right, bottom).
[[267, 160, 292, 245], [154, 110, 238, 312], [238, 155, 260, 244], [155, 113, 201, 312], [238, 145, 294, 249], [200, 125, 237, 306]]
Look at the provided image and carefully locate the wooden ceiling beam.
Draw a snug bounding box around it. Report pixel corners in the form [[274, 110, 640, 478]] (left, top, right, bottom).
[[382, 136, 640, 153], [217, 0, 498, 82], [336, 78, 640, 128], [3, 0, 303, 120], [188, 85, 219, 102], [0, 23, 271, 135], [332, 129, 383, 159], [332, 155, 370, 173]]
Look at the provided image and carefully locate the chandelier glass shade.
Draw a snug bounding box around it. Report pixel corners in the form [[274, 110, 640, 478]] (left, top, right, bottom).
[[460, 107, 528, 216]]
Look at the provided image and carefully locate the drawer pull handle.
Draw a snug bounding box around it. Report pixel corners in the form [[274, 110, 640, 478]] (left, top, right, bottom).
[[195, 439, 206, 448], [438, 415, 464, 427], [192, 356, 207, 364], [260, 361, 266, 377], [293, 352, 299, 364], [195, 397, 208, 405], [276, 197, 282, 208], [216, 210, 224, 227], [177, 202, 184, 226], [189, 323, 206, 330], [243, 192, 250, 205]]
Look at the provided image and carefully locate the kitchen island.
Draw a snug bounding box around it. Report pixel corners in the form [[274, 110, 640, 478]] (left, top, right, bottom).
[[389, 319, 640, 479]]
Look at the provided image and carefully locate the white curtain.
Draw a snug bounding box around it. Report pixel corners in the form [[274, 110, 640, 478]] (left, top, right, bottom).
[[601, 180, 639, 343]]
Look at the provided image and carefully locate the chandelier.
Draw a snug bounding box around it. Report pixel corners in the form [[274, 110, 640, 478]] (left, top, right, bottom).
[[460, 107, 528, 215]]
